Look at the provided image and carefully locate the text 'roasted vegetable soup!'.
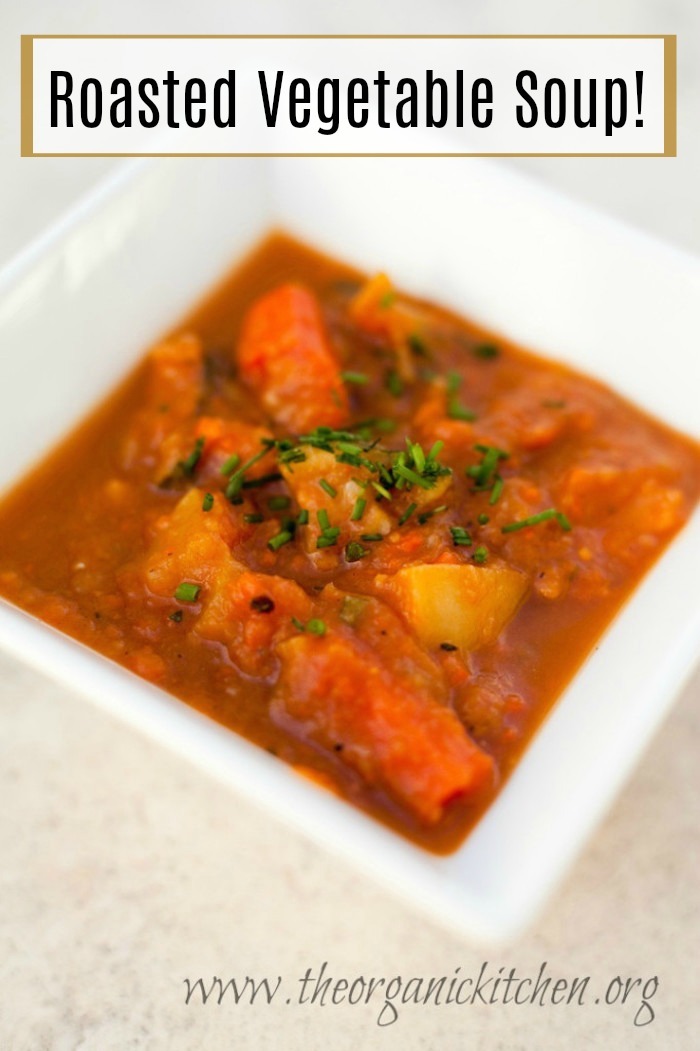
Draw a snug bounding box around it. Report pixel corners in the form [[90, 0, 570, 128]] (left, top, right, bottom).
[[1, 234, 699, 852]]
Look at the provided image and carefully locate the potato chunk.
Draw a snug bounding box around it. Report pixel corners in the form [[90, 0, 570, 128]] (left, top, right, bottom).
[[380, 562, 528, 653]]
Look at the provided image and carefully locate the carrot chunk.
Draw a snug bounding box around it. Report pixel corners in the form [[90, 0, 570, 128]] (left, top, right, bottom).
[[273, 633, 495, 823], [236, 284, 349, 432]]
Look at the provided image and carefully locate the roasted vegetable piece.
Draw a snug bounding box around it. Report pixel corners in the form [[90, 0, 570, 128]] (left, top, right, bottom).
[[281, 447, 391, 550], [379, 562, 528, 654], [273, 632, 495, 823], [236, 283, 349, 432], [122, 334, 204, 469], [196, 570, 314, 678], [137, 488, 245, 598]]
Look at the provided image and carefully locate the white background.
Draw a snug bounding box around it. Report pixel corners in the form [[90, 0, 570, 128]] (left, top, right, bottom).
[[1, 2, 699, 1050]]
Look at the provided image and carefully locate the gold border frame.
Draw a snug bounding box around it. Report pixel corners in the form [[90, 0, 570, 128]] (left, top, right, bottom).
[[20, 34, 677, 158]]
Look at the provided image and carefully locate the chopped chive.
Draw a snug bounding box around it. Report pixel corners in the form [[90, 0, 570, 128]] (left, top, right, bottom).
[[306, 619, 327, 636], [351, 497, 367, 522], [297, 509, 309, 526], [501, 509, 572, 533], [393, 464, 432, 490], [345, 541, 370, 562], [291, 616, 306, 631], [244, 512, 264, 524], [371, 481, 393, 501], [407, 333, 428, 357], [336, 441, 363, 455], [399, 502, 418, 526], [179, 436, 206, 477], [386, 369, 404, 397], [319, 478, 337, 499], [225, 474, 244, 501], [174, 582, 200, 603], [201, 492, 214, 512], [447, 371, 462, 394], [242, 471, 283, 489], [478, 513, 490, 525], [224, 446, 272, 500], [317, 508, 331, 532], [279, 447, 307, 465], [267, 495, 291, 512], [450, 526, 472, 547], [320, 526, 340, 540], [316, 535, 338, 549], [375, 418, 397, 433], [473, 343, 500, 359], [407, 438, 426, 473], [268, 530, 293, 551], [360, 533, 384, 542], [427, 440, 444, 462], [489, 477, 504, 505], [468, 445, 509, 491], [473, 546, 489, 564], [447, 399, 477, 422], [341, 370, 369, 385], [220, 452, 241, 476], [417, 504, 448, 524], [379, 291, 396, 309], [169, 610, 183, 623]]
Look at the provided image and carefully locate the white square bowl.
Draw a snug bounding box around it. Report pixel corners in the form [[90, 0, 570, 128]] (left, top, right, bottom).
[[1, 155, 699, 944]]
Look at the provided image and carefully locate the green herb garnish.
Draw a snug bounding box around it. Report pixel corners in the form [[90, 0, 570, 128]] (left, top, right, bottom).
[[220, 452, 241, 476], [306, 619, 327, 636], [178, 436, 206, 477], [417, 503, 448, 524], [398, 502, 418, 526], [319, 478, 337, 499], [345, 541, 370, 562], [268, 530, 294, 551], [341, 371, 369, 385], [446, 373, 476, 421], [174, 582, 200, 603], [473, 343, 500, 359], [386, 369, 404, 397], [351, 497, 367, 522], [502, 509, 572, 533], [201, 492, 214, 512]]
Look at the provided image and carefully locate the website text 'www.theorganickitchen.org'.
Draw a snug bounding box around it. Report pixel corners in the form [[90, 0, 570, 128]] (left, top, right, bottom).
[[182, 961, 658, 1028]]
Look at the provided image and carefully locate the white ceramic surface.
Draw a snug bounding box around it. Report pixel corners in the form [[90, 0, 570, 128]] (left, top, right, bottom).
[[0, 155, 698, 943]]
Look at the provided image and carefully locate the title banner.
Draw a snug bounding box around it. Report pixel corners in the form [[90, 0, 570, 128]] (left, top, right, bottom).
[[21, 35, 676, 157]]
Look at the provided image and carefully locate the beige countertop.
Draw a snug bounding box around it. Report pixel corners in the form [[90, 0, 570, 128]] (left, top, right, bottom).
[[1, 2, 699, 1048]]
